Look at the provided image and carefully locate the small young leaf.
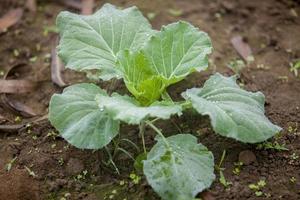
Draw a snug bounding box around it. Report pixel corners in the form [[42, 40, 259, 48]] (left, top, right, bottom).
[[49, 83, 120, 149], [117, 22, 212, 105], [143, 134, 215, 200], [57, 3, 154, 80], [96, 93, 182, 124], [117, 50, 164, 105], [143, 21, 212, 86], [183, 73, 282, 143]]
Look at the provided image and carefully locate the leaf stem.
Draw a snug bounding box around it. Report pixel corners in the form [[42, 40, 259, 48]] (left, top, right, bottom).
[[139, 121, 147, 154], [112, 135, 121, 159], [117, 147, 135, 161], [149, 117, 160, 124], [145, 120, 170, 149], [217, 150, 226, 170], [180, 100, 192, 110], [104, 146, 120, 174], [120, 138, 140, 152], [161, 90, 173, 102]]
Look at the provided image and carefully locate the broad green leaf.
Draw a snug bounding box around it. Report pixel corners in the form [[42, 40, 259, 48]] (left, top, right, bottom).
[[143, 21, 212, 85], [143, 134, 215, 200], [49, 83, 119, 149], [117, 50, 164, 105], [183, 73, 282, 143], [57, 3, 153, 80], [96, 93, 182, 124]]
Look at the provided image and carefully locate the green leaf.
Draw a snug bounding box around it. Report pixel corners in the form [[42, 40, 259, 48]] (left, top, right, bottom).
[[116, 22, 212, 105], [143, 21, 212, 85], [183, 73, 282, 143], [134, 152, 147, 173], [117, 50, 164, 105], [143, 134, 215, 200], [96, 93, 182, 124], [49, 83, 120, 149], [57, 3, 153, 80]]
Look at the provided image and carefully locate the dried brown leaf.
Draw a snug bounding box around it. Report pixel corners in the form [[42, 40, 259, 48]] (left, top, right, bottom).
[[0, 63, 39, 118], [81, 0, 94, 15], [51, 38, 67, 87], [58, 0, 82, 10], [0, 114, 48, 133], [0, 80, 37, 94], [1, 96, 37, 117], [0, 8, 23, 32], [0, 124, 26, 133], [25, 0, 37, 13], [231, 35, 252, 62]]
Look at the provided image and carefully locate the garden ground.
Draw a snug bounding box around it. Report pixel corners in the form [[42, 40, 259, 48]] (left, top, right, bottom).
[[0, 0, 300, 199]]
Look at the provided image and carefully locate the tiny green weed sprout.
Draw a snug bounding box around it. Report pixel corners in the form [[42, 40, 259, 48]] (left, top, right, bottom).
[[249, 180, 267, 197], [256, 141, 288, 151], [216, 150, 232, 188], [49, 4, 282, 200], [289, 59, 300, 77], [227, 59, 245, 76], [290, 176, 297, 183], [233, 161, 243, 175], [249, 180, 266, 191], [129, 172, 141, 184], [290, 153, 299, 160]]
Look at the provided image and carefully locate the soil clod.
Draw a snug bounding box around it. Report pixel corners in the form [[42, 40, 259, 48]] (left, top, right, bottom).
[[239, 150, 257, 165]]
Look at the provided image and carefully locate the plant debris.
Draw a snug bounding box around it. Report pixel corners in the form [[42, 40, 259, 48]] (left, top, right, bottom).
[[231, 35, 253, 62], [81, 0, 94, 15], [0, 8, 23, 32], [25, 0, 37, 13], [58, 0, 82, 10], [51, 38, 67, 87], [0, 80, 37, 94], [1, 95, 37, 117]]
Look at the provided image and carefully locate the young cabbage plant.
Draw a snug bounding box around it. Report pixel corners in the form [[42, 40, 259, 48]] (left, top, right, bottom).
[[49, 4, 281, 200]]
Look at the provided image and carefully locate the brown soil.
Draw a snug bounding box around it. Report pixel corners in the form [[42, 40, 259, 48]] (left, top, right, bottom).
[[1, 0, 300, 200]]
